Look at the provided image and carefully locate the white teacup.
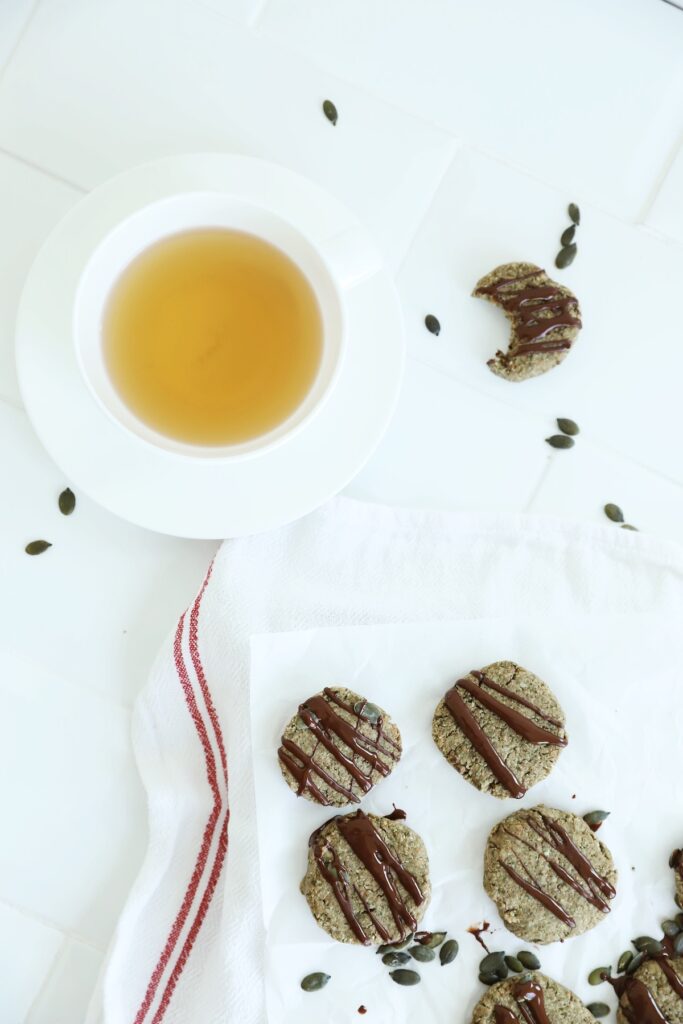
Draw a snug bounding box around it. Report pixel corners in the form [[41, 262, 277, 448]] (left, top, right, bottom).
[[74, 192, 374, 459]]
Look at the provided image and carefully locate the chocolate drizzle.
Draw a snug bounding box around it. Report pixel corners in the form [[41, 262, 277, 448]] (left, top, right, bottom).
[[278, 688, 400, 805], [494, 808, 615, 930], [442, 669, 566, 798], [606, 932, 683, 1023], [475, 269, 581, 365], [309, 810, 425, 946], [494, 979, 550, 1024]]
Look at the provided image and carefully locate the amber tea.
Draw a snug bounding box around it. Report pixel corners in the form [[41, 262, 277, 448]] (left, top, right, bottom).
[[103, 228, 323, 446]]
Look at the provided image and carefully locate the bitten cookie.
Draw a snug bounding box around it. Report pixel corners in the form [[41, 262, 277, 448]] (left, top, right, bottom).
[[471, 972, 595, 1024], [300, 809, 431, 945], [484, 804, 617, 944], [278, 686, 402, 807], [473, 262, 582, 382], [671, 848, 683, 908], [611, 954, 683, 1024], [432, 661, 567, 799]]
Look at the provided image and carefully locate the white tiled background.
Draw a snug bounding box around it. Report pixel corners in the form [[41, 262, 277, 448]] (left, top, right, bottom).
[[1, 0, 682, 1019]]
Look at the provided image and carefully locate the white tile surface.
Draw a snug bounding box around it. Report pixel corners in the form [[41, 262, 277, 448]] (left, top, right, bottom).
[[395, 146, 683, 483], [0, 152, 81, 405], [0, 649, 146, 947], [27, 938, 103, 1024], [260, 0, 683, 218], [0, 903, 62, 1024], [646, 139, 683, 243], [0, 403, 217, 704], [0, 0, 455, 273], [0, 0, 35, 72]]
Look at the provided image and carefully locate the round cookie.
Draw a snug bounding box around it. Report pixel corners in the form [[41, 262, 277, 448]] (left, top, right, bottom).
[[278, 686, 402, 807], [432, 661, 567, 799], [671, 848, 683, 908], [300, 809, 431, 945], [473, 262, 582, 382], [484, 804, 617, 944], [612, 955, 683, 1024], [471, 972, 595, 1024]]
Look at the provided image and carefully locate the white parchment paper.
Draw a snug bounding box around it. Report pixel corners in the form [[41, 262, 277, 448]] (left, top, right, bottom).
[[250, 615, 683, 1024]]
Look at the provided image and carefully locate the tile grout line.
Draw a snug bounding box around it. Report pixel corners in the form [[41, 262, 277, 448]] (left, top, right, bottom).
[[522, 460, 554, 513], [0, 144, 87, 194], [0, 0, 40, 87], [0, 896, 107, 953]]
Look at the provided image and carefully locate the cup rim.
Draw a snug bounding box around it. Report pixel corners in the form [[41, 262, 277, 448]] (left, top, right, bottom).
[[73, 193, 347, 463]]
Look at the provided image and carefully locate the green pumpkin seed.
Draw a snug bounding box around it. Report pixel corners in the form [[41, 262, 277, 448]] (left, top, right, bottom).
[[58, 487, 76, 515], [626, 951, 647, 974], [25, 540, 52, 556], [583, 810, 610, 829], [479, 970, 499, 985], [495, 962, 509, 981], [604, 504, 624, 523], [505, 955, 525, 973], [383, 951, 411, 967], [586, 1003, 610, 1018], [621, 524, 638, 531], [555, 243, 577, 269], [617, 950, 634, 973], [415, 931, 447, 948], [517, 951, 541, 970], [409, 944, 435, 963], [662, 919, 681, 937], [560, 225, 576, 246], [322, 99, 338, 125], [546, 434, 575, 449], [353, 700, 381, 724], [480, 951, 506, 973], [301, 972, 330, 992], [632, 936, 659, 952], [424, 314, 441, 336], [674, 933, 683, 956], [390, 969, 420, 986], [557, 417, 579, 436], [588, 966, 609, 985], [568, 203, 581, 225], [439, 939, 459, 965]]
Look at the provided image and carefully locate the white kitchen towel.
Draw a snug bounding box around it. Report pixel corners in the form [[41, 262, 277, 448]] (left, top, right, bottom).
[[89, 497, 683, 1024]]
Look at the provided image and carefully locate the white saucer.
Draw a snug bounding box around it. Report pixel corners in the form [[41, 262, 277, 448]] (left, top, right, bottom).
[[16, 155, 405, 538]]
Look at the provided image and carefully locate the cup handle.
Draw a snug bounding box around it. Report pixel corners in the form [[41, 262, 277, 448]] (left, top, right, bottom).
[[320, 226, 382, 290]]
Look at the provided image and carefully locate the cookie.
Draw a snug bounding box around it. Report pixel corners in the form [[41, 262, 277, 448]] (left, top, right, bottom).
[[473, 262, 582, 382], [471, 972, 595, 1024], [610, 954, 683, 1024], [671, 848, 683, 908], [432, 661, 567, 799], [278, 686, 402, 807], [300, 809, 431, 945], [484, 804, 617, 943]]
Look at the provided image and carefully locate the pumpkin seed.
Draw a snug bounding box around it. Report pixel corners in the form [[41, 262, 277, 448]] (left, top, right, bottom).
[[353, 700, 381, 724], [662, 919, 681, 937], [480, 951, 506, 974], [301, 972, 330, 992], [505, 955, 525, 973], [617, 950, 634, 973], [674, 933, 683, 956], [557, 417, 579, 436], [383, 951, 411, 967], [626, 951, 647, 974], [409, 944, 435, 963], [517, 951, 541, 970], [621, 524, 638, 531], [25, 540, 52, 556], [588, 966, 609, 985], [415, 931, 447, 948], [604, 504, 624, 523], [439, 939, 459, 965], [58, 487, 76, 515], [555, 243, 577, 269], [546, 434, 574, 449], [322, 99, 338, 125], [586, 1003, 610, 1018], [583, 810, 610, 829], [632, 936, 659, 952], [479, 970, 499, 985], [390, 969, 420, 986], [560, 225, 576, 246], [424, 314, 441, 336], [495, 962, 509, 981], [568, 203, 581, 225]]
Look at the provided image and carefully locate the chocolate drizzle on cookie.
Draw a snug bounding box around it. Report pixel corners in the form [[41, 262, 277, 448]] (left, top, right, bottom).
[[494, 978, 550, 1024], [309, 810, 425, 946], [605, 938, 683, 1024], [474, 268, 581, 365], [278, 688, 401, 805], [495, 809, 615, 929], [443, 670, 566, 798]]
